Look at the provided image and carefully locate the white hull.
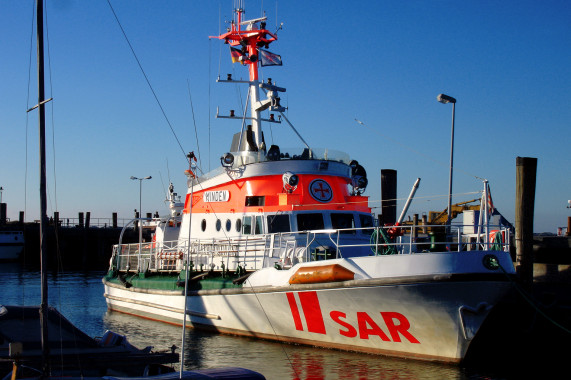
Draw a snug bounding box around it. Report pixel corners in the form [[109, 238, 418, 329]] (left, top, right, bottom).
[[0, 232, 24, 261], [104, 252, 513, 363]]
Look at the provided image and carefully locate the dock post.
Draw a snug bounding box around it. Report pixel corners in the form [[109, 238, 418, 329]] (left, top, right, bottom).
[[112, 212, 118, 228], [19, 211, 25, 224], [381, 169, 397, 225], [412, 214, 418, 249], [515, 156, 537, 289], [78, 212, 84, 228], [568, 217, 570, 237], [85, 212, 91, 229], [54, 212, 59, 227], [0, 203, 6, 224]]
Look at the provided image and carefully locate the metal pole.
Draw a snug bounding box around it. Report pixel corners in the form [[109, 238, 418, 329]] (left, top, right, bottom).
[[446, 102, 455, 234], [139, 179, 143, 256], [36, 0, 50, 375], [180, 176, 195, 376]]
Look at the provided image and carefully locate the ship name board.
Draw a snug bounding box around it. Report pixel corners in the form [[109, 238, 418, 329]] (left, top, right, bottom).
[[203, 190, 230, 203]]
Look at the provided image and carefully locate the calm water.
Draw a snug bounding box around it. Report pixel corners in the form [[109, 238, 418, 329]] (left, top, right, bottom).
[[0, 263, 552, 379]]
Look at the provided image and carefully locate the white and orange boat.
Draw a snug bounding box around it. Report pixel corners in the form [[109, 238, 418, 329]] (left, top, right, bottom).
[[103, 3, 515, 363]]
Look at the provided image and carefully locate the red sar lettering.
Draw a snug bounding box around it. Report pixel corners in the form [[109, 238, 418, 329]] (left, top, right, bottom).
[[330, 311, 420, 344]]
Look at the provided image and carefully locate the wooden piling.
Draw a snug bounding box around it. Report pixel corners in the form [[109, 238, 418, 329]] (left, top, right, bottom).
[[112, 212, 118, 228], [19, 211, 24, 224], [381, 169, 397, 225], [85, 212, 91, 229], [515, 156, 537, 289], [78, 212, 84, 228], [412, 214, 418, 243], [0, 203, 6, 224]]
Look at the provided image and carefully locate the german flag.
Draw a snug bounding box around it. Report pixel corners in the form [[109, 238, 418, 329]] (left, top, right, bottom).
[[230, 47, 242, 63]]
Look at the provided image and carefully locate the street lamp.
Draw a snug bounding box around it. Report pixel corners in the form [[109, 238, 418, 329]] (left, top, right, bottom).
[[437, 94, 456, 234], [130, 176, 152, 254]]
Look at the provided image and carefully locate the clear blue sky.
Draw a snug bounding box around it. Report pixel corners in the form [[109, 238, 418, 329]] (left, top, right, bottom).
[[1, 0, 569, 233]]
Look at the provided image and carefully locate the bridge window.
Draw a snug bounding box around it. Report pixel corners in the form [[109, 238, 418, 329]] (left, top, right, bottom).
[[267, 214, 290, 233], [297, 213, 324, 231], [331, 213, 355, 234], [242, 215, 264, 234], [359, 214, 374, 235], [242, 216, 252, 234], [245, 196, 265, 206]]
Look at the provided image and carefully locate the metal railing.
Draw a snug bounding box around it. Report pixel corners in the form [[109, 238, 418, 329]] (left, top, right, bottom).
[[110, 224, 511, 274]]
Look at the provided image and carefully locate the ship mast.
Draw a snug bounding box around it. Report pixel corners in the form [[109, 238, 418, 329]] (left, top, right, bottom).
[[35, 0, 50, 375], [212, 5, 279, 153]]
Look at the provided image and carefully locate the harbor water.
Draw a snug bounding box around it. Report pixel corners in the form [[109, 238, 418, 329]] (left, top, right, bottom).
[[0, 263, 563, 379]]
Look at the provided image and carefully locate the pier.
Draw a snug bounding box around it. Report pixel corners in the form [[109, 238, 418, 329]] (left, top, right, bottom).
[[0, 210, 152, 270]]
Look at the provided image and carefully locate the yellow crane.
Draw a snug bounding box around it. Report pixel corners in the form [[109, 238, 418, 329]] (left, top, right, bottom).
[[428, 198, 481, 225]]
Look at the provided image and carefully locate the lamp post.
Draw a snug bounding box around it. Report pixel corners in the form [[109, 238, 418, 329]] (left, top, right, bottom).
[[437, 94, 456, 234], [130, 176, 152, 255]]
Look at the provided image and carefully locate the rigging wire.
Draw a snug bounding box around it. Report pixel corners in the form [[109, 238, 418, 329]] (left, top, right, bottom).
[[106, 0, 188, 163], [24, 2, 36, 225], [186, 79, 202, 168], [45, 1, 58, 215], [355, 118, 485, 182]]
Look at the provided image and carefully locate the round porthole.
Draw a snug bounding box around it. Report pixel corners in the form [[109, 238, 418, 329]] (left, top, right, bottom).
[[201, 219, 206, 232], [236, 219, 242, 233], [216, 219, 222, 231], [226, 219, 232, 232]]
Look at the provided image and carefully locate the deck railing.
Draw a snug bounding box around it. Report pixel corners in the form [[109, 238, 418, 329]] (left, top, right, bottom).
[[110, 224, 511, 274]]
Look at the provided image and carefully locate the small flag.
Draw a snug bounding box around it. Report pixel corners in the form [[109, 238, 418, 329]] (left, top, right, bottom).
[[486, 183, 495, 214], [230, 47, 242, 63], [259, 49, 282, 66]]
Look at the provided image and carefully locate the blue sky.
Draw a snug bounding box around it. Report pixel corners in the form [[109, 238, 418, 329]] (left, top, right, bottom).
[[1, 0, 569, 233]]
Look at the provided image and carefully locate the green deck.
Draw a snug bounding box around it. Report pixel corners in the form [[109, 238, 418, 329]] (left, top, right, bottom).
[[104, 271, 244, 291]]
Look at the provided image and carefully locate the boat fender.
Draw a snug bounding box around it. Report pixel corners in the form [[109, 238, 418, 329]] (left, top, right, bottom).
[[289, 264, 355, 285]]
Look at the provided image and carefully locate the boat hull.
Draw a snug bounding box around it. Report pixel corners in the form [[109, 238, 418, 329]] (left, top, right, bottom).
[[104, 274, 511, 363]]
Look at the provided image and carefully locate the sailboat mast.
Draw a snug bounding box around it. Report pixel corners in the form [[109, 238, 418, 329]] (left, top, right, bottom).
[[36, 0, 50, 375]]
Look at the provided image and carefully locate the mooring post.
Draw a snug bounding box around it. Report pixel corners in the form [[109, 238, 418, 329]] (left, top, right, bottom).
[[381, 169, 397, 226], [515, 156, 537, 289], [53, 212, 59, 228], [0, 203, 6, 225], [412, 214, 418, 243], [78, 212, 84, 228], [112, 212, 118, 228]]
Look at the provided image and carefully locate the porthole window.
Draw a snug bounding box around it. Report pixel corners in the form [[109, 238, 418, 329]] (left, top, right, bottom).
[[226, 219, 232, 232], [236, 218, 242, 233], [201, 219, 207, 232], [216, 219, 221, 231]]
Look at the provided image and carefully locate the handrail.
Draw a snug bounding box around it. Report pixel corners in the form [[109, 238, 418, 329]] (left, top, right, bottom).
[[110, 223, 512, 274]]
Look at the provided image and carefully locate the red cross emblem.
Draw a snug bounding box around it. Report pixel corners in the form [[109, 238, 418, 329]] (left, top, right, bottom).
[[309, 179, 333, 202]]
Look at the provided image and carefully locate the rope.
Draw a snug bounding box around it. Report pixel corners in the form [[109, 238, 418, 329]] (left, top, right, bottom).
[[498, 262, 571, 335]]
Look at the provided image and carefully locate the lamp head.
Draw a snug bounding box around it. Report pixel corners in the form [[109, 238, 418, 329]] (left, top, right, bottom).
[[437, 94, 456, 104]]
